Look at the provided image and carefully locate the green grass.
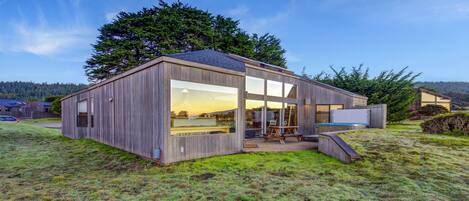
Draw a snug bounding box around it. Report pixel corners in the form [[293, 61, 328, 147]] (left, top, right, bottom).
[[1, 122, 468, 200], [20, 117, 62, 125]]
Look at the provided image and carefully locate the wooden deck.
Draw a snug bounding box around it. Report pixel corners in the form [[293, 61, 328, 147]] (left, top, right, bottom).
[[243, 138, 317, 152]]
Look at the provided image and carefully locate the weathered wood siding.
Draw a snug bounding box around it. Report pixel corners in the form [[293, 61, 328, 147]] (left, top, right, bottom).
[[62, 63, 163, 159], [368, 104, 387, 129], [61, 95, 78, 138], [161, 62, 245, 164]]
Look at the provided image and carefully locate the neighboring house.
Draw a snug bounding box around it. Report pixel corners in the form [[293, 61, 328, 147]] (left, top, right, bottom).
[[61, 49, 370, 164], [28, 101, 52, 113], [0, 99, 57, 118], [0, 99, 26, 116], [413, 88, 451, 111], [24, 101, 59, 118]]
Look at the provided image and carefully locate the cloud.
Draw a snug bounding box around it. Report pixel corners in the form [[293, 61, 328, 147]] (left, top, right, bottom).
[[0, 3, 93, 57], [9, 23, 91, 56], [226, 1, 296, 34]]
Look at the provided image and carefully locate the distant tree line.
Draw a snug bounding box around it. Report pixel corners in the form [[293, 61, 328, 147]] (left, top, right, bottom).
[[85, 1, 286, 82], [0, 81, 87, 101]]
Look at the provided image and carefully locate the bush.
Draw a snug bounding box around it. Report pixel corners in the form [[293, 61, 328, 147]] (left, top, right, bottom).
[[418, 104, 449, 116], [421, 113, 469, 136], [50, 96, 63, 114]]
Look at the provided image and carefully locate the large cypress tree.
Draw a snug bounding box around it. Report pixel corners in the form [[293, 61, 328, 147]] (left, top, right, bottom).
[[85, 1, 286, 82]]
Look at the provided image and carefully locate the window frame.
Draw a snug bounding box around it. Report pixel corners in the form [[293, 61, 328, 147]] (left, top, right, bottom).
[[315, 104, 344, 123], [170, 79, 239, 137], [245, 76, 265, 95], [283, 83, 298, 99], [77, 99, 88, 128], [266, 80, 283, 97]]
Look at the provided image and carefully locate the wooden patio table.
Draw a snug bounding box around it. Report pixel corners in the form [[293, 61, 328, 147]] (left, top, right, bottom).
[[265, 126, 301, 144]]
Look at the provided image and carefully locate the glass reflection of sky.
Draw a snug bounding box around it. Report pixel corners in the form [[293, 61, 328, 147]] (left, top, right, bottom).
[[171, 80, 238, 117], [246, 76, 264, 95], [284, 83, 297, 98], [267, 80, 282, 97]]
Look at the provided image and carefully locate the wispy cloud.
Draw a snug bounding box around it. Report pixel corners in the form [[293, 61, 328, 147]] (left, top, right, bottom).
[[0, 3, 93, 57], [9, 23, 91, 56], [226, 1, 296, 34]]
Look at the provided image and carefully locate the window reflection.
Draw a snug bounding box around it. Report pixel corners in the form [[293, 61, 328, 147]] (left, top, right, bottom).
[[284, 83, 297, 99], [246, 76, 265, 95], [316, 104, 344, 123], [245, 100, 264, 138], [266, 101, 282, 127], [284, 103, 297, 126], [170, 80, 238, 136], [267, 80, 282, 97], [77, 100, 88, 127]]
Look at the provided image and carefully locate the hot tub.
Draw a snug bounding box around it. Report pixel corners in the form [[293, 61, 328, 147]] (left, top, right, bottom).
[[315, 122, 368, 133]]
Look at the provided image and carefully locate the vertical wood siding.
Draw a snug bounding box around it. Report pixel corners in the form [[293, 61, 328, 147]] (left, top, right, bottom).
[[62, 96, 78, 138], [62, 63, 163, 159]]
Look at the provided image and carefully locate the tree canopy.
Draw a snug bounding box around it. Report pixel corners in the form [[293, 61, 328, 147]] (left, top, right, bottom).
[[85, 1, 286, 82], [311, 65, 420, 122]]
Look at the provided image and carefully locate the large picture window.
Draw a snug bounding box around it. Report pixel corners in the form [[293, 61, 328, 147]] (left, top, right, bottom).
[[246, 76, 265, 95], [316, 104, 344, 123], [170, 80, 238, 136], [77, 100, 88, 127]]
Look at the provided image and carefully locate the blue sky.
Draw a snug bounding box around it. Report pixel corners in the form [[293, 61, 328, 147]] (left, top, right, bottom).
[[1, 0, 469, 84]]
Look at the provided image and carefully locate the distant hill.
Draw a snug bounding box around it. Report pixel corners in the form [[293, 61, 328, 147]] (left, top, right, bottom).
[[415, 82, 469, 107], [415, 82, 469, 94], [0, 81, 87, 101]]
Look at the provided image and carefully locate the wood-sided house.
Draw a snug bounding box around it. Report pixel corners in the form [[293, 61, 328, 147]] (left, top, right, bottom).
[[61, 49, 368, 164]]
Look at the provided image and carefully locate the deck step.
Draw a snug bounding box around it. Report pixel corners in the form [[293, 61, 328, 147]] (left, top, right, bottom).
[[243, 140, 258, 148], [318, 132, 362, 163]]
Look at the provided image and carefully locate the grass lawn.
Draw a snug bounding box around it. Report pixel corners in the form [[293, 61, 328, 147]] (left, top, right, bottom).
[[0, 121, 468, 200], [19, 117, 62, 125]]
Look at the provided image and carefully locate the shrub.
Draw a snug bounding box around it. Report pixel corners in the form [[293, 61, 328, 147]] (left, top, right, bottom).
[[418, 104, 449, 116], [50, 96, 63, 114], [312, 65, 420, 123], [421, 113, 469, 136]]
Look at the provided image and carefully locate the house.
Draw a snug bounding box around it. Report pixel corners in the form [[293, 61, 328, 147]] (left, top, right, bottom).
[[0, 99, 26, 117], [413, 88, 451, 111], [61, 49, 373, 164], [28, 101, 52, 113], [0, 99, 58, 118]]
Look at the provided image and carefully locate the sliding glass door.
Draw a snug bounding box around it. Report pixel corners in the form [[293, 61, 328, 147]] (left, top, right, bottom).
[[245, 100, 265, 138]]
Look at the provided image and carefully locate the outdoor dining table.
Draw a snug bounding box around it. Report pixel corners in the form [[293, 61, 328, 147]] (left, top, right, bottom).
[[265, 126, 301, 144]]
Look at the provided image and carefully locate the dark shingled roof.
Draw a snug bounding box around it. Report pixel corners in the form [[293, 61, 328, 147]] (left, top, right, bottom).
[[164, 49, 245, 72], [0, 99, 26, 107]]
